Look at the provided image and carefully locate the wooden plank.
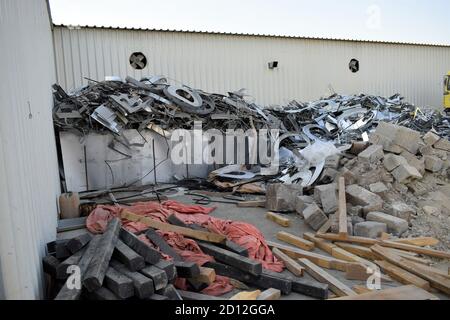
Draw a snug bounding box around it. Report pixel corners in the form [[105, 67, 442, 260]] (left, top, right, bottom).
[[303, 232, 336, 254], [267, 240, 350, 272], [331, 285, 439, 300], [331, 247, 371, 265], [338, 177, 348, 237], [371, 244, 450, 295], [379, 240, 450, 259], [277, 231, 315, 251], [345, 263, 371, 281], [229, 290, 261, 300], [190, 267, 216, 285], [266, 212, 291, 227], [256, 288, 281, 300], [83, 218, 121, 292], [198, 242, 262, 276], [352, 285, 373, 294], [272, 248, 304, 277], [121, 210, 226, 244], [392, 252, 433, 266], [334, 242, 375, 260], [316, 233, 378, 245], [393, 237, 439, 247], [237, 200, 266, 208], [374, 260, 430, 291], [317, 218, 332, 234], [297, 258, 356, 297]]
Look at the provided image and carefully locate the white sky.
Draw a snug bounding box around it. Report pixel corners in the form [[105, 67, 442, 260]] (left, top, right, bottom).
[[49, 0, 450, 45]]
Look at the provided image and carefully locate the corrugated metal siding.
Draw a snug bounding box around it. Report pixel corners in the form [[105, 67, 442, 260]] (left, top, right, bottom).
[[0, 0, 60, 299], [53, 26, 450, 108]]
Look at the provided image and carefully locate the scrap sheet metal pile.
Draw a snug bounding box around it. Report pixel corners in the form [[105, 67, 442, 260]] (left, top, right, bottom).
[[47, 76, 450, 300]]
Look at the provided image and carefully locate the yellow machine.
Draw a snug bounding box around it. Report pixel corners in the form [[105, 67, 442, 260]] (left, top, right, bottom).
[[445, 72, 450, 109]]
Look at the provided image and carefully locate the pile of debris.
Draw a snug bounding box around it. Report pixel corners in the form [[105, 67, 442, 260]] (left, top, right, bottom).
[[53, 76, 450, 145], [48, 76, 450, 300]]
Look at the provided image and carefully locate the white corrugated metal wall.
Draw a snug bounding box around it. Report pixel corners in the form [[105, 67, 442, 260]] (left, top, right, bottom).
[[53, 26, 450, 108], [0, 0, 60, 299]]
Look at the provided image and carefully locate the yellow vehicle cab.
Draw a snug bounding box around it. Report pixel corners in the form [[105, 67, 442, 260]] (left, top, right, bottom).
[[445, 72, 450, 109]]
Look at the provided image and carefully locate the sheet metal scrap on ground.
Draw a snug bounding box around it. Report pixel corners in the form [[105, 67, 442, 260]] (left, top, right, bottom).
[[46, 75, 450, 301]]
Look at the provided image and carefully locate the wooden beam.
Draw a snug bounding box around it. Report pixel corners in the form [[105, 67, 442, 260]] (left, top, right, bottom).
[[119, 228, 162, 264], [121, 210, 226, 244], [379, 240, 450, 259], [272, 248, 304, 277], [178, 290, 226, 300], [331, 285, 439, 300], [110, 260, 154, 299], [204, 262, 292, 295], [374, 260, 430, 291], [237, 200, 266, 208], [316, 233, 378, 245], [229, 290, 261, 300], [198, 242, 262, 276], [297, 258, 356, 297], [277, 231, 315, 251], [83, 218, 121, 292], [145, 228, 181, 260], [266, 212, 291, 227], [303, 232, 336, 254], [352, 285, 373, 294], [267, 240, 350, 272], [371, 244, 450, 295], [189, 267, 216, 285], [256, 288, 281, 300], [291, 278, 329, 300], [317, 218, 332, 234], [113, 239, 145, 271], [338, 177, 348, 237], [334, 242, 375, 260], [393, 237, 439, 247]]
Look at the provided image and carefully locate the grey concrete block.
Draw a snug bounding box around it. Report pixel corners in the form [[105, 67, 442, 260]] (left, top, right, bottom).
[[358, 144, 384, 163], [366, 212, 408, 236], [354, 221, 387, 239], [383, 154, 408, 172], [303, 203, 328, 231], [424, 155, 444, 172], [391, 164, 422, 183]]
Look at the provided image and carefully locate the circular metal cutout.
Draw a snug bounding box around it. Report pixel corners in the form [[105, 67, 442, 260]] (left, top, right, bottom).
[[129, 52, 147, 70], [349, 59, 359, 73]]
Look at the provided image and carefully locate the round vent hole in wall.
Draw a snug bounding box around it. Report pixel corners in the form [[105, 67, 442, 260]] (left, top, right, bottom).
[[349, 59, 360, 73], [129, 52, 147, 70]]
